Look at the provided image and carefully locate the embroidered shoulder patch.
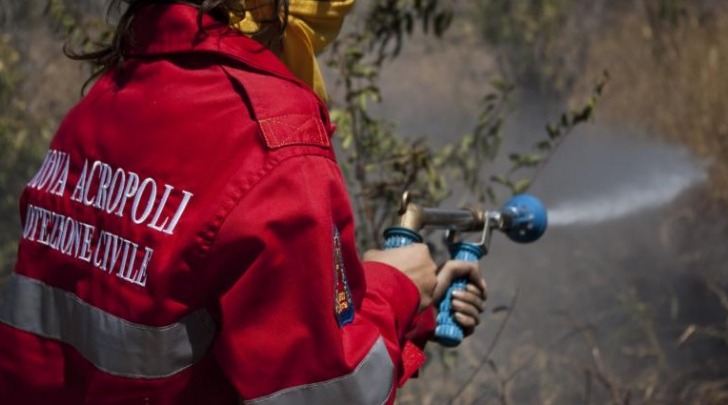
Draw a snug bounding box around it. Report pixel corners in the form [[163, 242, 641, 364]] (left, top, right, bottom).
[[333, 226, 354, 328]]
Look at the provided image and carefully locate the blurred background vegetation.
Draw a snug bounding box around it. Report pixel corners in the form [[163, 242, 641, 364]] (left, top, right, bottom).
[[2, 0, 728, 403]]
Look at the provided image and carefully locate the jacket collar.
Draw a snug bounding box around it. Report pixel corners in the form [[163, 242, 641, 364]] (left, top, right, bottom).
[[127, 4, 303, 86]]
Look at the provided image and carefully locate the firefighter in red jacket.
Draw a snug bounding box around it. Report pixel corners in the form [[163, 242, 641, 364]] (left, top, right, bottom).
[[0, 1, 487, 404]]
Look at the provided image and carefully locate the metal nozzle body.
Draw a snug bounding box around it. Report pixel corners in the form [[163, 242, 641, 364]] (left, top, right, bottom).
[[395, 191, 505, 233], [397, 204, 486, 233], [393, 191, 547, 244]]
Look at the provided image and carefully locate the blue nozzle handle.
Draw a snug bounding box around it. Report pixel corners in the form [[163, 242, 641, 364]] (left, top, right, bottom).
[[383, 227, 484, 347], [433, 242, 485, 347]]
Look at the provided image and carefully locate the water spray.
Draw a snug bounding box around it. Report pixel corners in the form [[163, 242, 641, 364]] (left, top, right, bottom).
[[547, 163, 707, 227], [383, 192, 548, 347]]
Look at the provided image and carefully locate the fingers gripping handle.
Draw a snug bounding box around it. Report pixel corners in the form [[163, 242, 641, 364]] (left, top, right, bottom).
[[383, 227, 484, 347], [434, 243, 485, 347]]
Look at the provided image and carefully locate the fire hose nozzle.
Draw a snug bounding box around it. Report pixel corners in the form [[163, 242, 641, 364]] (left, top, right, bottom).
[[384, 192, 547, 347], [392, 192, 548, 245]]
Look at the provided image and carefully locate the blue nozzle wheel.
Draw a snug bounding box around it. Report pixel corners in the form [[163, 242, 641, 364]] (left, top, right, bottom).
[[383, 227, 423, 249], [501, 194, 548, 243]]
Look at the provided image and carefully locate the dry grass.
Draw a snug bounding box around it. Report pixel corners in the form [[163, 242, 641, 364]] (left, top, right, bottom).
[[577, 4, 728, 207]]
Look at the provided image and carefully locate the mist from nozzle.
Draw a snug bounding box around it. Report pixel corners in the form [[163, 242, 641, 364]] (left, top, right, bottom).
[[548, 167, 707, 226]]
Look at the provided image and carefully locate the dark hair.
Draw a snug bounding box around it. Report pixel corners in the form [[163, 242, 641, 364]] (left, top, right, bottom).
[[67, 0, 289, 80]]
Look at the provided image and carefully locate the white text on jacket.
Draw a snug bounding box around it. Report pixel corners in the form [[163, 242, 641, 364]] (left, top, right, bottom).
[[22, 149, 195, 288]]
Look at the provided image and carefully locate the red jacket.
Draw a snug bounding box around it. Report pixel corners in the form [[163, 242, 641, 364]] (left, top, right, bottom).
[[0, 5, 434, 404]]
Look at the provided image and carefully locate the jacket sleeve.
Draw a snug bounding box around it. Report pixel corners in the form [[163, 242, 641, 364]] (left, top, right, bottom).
[[206, 154, 430, 403]]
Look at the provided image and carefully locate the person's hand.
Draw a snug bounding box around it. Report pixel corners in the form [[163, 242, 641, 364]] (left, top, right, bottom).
[[433, 260, 487, 337], [363, 244, 438, 311]]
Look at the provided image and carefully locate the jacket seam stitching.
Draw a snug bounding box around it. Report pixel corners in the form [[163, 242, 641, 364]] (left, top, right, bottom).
[[197, 153, 337, 268]]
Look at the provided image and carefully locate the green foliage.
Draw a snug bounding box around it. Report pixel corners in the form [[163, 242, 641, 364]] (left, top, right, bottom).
[[0, 0, 109, 280], [0, 35, 23, 278], [326, 1, 464, 248], [327, 32, 447, 247], [365, 0, 456, 60], [0, 35, 20, 104], [328, 0, 517, 248], [478, 0, 573, 46], [0, 35, 47, 280], [475, 0, 577, 92], [45, 0, 114, 62], [655, 0, 688, 26], [493, 71, 609, 195], [432, 80, 513, 204], [327, 1, 598, 250], [45, 0, 79, 37]]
